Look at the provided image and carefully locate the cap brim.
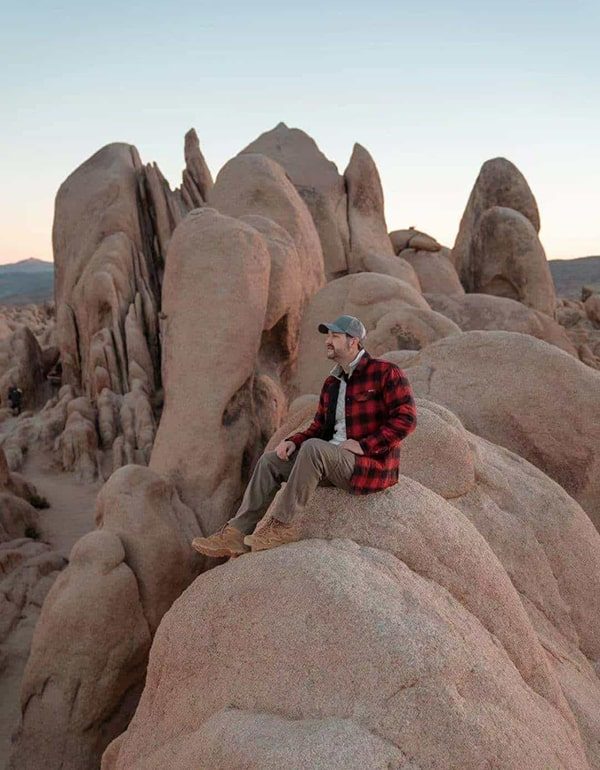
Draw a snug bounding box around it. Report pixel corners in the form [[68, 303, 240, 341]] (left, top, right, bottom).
[[318, 322, 345, 334]]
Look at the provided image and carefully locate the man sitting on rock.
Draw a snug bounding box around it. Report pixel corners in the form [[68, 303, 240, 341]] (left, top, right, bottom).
[[192, 315, 417, 557]]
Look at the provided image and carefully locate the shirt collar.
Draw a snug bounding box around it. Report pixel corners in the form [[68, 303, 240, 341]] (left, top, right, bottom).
[[330, 347, 366, 381]]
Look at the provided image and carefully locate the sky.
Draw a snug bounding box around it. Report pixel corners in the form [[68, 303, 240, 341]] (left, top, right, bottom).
[[1, 0, 598, 263]]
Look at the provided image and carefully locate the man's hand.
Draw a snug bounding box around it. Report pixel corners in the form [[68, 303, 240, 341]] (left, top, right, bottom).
[[339, 439, 364, 455], [276, 440, 297, 461]]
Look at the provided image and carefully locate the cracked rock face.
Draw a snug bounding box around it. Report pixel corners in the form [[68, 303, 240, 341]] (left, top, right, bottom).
[[53, 143, 166, 399], [104, 403, 599, 768]]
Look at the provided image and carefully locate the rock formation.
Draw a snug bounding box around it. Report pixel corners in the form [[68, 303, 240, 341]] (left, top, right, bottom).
[[452, 157, 540, 276], [208, 152, 325, 304], [150, 208, 273, 530], [0, 537, 66, 763], [344, 144, 420, 285], [388, 330, 600, 523], [104, 398, 600, 769], [241, 122, 349, 279], [0, 326, 48, 409], [389, 227, 442, 254], [50, 132, 214, 478], [401, 247, 463, 295], [470, 206, 556, 315], [4, 123, 600, 770], [180, 128, 213, 209], [9, 466, 202, 770], [53, 143, 164, 397], [290, 272, 459, 397], [426, 292, 577, 355], [0, 303, 55, 347], [555, 291, 600, 369], [452, 158, 556, 315], [241, 123, 420, 287]]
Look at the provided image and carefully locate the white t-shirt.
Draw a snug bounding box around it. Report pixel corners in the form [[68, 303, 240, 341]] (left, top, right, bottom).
[[328, 348, 366, 446]]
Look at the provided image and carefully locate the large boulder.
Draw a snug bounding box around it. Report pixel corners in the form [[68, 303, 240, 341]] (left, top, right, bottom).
[[452, 157, 540, 278], [150, 208, 271, 530], [400, 247, 465, 295], [389, 330, 600, 524], [10, 465, 202, 770], [584, 293, 600, 325], [426, 292, 577, 355], [0, 538, 66, 764], [241, 122, 349, 279], [390, 228, 442, 254], [289, 272, 454, 397], [344, 144, 420, 285], [207, 152, 325, 304], [105, 541, 585, 770], [238, 215, 303, 355], [0, 492, 39, 542], [149, 207, 301, 533], [10, 529, 152, 770], [469, 206, 556, 315], [0, 326, 47, 409], [53, 143, 168, 398], [180, 128, 213, 209], [103, 405, 600, 768]]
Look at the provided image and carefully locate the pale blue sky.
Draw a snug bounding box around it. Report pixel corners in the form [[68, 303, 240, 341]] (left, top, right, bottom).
[[1, 0, 598, 262]]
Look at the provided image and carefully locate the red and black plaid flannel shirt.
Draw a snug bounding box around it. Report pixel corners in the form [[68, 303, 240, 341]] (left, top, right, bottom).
[[286, 350, 417, 494]]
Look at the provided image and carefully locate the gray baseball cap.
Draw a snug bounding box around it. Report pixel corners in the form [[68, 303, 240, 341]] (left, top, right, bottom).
[[318, 315, 367, 340]]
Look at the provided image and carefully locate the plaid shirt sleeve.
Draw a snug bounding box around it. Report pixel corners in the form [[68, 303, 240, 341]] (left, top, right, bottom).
[[358, 366, 417, 456], [285, 381, 329, 448]]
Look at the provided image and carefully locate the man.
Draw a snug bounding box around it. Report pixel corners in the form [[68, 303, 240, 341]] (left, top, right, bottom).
[[7, 385, 23, 416], [192, 315, 417, 558]]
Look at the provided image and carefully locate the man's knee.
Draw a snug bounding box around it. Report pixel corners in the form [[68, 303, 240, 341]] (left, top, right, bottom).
[[299, 438, 323, 455], [260, 450, 281, 465]]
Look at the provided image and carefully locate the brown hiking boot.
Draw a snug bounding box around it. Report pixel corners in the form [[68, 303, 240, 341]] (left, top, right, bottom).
[[243, 518, 300, 552], [191, 524, 249, 558]]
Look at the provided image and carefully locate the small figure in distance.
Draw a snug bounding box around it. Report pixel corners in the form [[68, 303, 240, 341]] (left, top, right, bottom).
[[7, 385, 23, 416]]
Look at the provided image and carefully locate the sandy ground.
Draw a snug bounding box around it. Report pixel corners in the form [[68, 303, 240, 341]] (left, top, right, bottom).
[[26, 448, 102, 558], [0, 439, 101, 768]]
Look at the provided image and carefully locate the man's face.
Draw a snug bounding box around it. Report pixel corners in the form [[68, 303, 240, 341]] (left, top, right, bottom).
[[325, 331, 355, 360]]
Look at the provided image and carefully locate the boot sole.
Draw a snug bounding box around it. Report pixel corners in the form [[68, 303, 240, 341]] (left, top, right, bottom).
[[191, 542, 249, 558]]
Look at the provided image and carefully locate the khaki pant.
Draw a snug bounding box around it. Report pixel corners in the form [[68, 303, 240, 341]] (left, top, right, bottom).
[[228, 438, 356, 535]]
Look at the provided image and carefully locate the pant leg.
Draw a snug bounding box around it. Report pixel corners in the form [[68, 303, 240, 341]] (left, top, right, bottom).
[[227, 449, 298, 535], [271, 438, 356, 524]]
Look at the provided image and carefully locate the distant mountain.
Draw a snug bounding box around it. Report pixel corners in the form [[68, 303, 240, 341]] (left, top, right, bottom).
[[549, 256, 600, 300], [0, 259, 54, 305], [0, 258, 54, 274]]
